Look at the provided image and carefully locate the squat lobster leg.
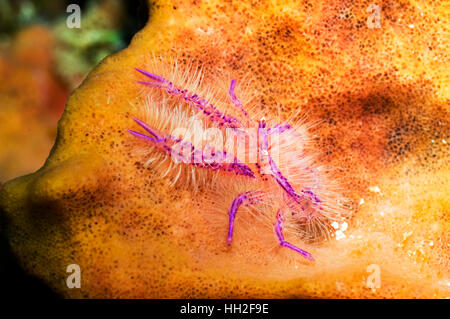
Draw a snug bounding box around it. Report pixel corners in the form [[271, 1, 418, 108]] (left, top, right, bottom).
[[136, 68, 243, 128], [229, 79, 249, 118], [274, 210, 315, 261], [227, 191, 265, 245]]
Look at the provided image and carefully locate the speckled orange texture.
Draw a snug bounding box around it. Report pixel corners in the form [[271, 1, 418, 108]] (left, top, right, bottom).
[[0, 0, 448, 298]]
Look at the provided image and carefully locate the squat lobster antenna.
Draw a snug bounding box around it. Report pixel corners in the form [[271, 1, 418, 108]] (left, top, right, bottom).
[[275, 210, 315, 261]]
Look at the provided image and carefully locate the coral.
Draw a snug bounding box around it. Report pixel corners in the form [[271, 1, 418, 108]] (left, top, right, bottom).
[[0, 25, 68, 182], [0, 0, 449, 298], [52, 0, 126, 89]]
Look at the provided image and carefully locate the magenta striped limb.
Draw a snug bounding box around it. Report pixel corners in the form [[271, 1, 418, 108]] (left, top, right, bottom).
[[258, 119, 302, 203], [135, 68, 244, 129], [258, 119, 324, 217], [135, 68, 167, 82], [128, 117, 256, 178], [274, 210, 315, 261], [268, 155, 303, 203], [268, 123, 293, 134], [227, 191, 265, 245], [229, 79, 249, 119]]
